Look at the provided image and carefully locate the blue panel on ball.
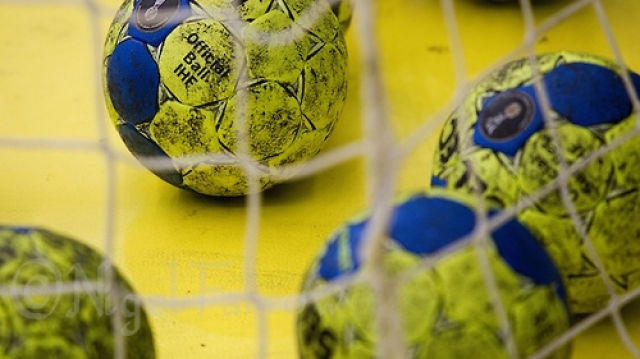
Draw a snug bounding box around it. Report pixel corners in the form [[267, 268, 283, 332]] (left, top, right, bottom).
[[473, 86, 545, 157], [632, 72, 640, 100], [118, 124, 184, 187], [490, 212, 568, 306], [0, 226, 33, 235], [317, 194, 478, 281], [430, 176, 447, 188], [318, 220, 367, 281], [391, 195, 476, 255], [545, 63, 637, 126], [128, 0, 192, 47], [106, 39, 160, 125]]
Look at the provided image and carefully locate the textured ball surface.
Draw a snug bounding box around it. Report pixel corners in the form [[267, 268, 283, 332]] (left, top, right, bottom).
[[431, 51, 640, 314], [297, 191, 570, 359], [103, 0, 348, 196], [0, 226, 155, 358], [329, 0, 353, 32]]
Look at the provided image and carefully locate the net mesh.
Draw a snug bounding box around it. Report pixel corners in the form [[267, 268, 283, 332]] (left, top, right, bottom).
[[1, 0, 640, 358]]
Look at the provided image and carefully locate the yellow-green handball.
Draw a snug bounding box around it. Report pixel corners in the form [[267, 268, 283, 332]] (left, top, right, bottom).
[[0, 226, 155, 358], [328, 0, 353, 32], [431, 51, 640, 314], [103, 0, 348, 196], [297, 190, 571, 359]]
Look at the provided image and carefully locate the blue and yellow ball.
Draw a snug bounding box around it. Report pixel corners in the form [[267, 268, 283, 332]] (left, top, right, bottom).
[[103, 0, 348, 196], [432, 51, 640, 313], [297, 190, 570, 358]]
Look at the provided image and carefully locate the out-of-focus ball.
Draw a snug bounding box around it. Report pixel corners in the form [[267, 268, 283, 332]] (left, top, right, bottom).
[[103, 0, 348, 196], [431, 51, 640, 314], [296, 190, 570, 359], [0, 226, 155, 358], [329, 0, 353, 32]]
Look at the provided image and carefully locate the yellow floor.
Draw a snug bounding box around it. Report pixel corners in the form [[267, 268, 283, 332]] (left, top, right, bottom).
[[1, 0, 640, 358]]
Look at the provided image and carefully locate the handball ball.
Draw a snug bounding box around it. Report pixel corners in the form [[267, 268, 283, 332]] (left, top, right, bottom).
[[297, 190, 570, 359], [431, 51, 640, 313], [330, 0, 353, 32], [0, 226, 155, 357], [103, 0, 348, 196]]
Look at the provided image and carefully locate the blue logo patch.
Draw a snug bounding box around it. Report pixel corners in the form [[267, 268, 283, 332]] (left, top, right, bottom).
[[128, 0, 192, 47], [474, 87, 544, 156]]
